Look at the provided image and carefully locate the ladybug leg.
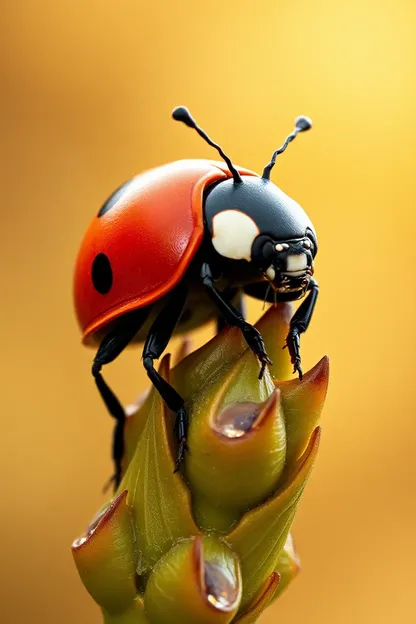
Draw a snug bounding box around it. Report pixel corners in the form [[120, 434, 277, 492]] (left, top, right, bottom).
[[201, 262, 272, 379], [283, 278, 319, 380], [142, 283, 189, 471], [92, 308, 150, 490], [216, 290, 246, 333]]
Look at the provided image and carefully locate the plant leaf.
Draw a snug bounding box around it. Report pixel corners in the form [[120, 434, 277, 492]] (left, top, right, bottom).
[[144, 536, 241, 624], [185, 348, 281, 533], [234, 573, 280, 623], [122, 355, 199, 578], [72, 491, 137, 615], [278, 356, 329, 475], [226, 427, 321, 612]]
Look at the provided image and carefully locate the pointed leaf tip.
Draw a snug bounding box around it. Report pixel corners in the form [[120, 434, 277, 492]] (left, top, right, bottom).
[[72, 490, 128, 551], [235, 573, 280, 623], [253, 387, 280, 429], [278, 356, 328, 473], [279, 355, 329, 397], [72, 491, 137, 615], [214, 389, 280, 439]]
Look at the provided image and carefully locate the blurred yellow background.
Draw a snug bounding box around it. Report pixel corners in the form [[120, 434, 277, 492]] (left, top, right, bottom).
[[2, 0, 416, 622]]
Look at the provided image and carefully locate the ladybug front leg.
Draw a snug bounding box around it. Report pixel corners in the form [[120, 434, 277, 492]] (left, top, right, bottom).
[[216, 290, 246, 333], [201, 262, 272, 379], [284, 278, 319, 380], [142, 282, 189, 471]]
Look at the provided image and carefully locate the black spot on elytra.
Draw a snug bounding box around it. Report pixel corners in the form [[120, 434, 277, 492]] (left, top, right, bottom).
[[98, 179, 133, 217], [92, 254, 113, 294]]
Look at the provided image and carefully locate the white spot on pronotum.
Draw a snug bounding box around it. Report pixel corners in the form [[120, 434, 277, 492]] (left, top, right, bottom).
[[276, 243, 289, 251], [303, 239, 312, 249], [286, 254, 308, 272], [212, 210, 259, 261], [266, 266, 276, 281]]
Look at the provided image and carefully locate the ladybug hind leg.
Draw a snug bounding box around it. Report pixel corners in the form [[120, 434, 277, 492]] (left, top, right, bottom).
[[92, 307, 151, 490], [142, 282, 189, 471]]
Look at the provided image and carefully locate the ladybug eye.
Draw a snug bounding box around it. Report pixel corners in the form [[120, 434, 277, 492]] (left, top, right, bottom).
[[262, 241, 275, 262], [211, 210, 259, 261], [250, 235, 275, 267]]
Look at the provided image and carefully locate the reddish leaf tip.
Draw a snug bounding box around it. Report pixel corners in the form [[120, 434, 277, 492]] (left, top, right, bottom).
[[72, 490, 128, 551]]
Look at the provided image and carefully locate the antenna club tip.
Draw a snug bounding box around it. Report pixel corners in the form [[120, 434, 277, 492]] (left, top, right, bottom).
[[295, 115, 313, 132], [172, 106, 195, 128]]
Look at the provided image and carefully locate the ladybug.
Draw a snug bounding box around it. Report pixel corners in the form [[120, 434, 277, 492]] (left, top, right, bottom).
[[74, 106, 319, 488]]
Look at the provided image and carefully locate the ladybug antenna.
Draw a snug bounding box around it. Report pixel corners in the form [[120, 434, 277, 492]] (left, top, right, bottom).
[[172, 106, 243, 184], [262, 115, 312, 181]]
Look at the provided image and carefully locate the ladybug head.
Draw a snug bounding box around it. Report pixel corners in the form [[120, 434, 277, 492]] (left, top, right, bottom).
[[173, 106, 317, 298]]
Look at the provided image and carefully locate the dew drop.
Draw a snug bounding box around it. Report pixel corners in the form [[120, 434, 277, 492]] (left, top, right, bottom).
[[215, 402, 260, 438], [204, 561, 238, 611]]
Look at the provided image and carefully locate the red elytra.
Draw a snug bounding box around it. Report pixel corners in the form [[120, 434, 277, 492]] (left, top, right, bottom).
[[73, 159, 257, 345]]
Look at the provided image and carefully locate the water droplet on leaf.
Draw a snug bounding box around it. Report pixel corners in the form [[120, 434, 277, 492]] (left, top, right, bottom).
[[215, 402, 260, 438], [204, 561, 238, 611]]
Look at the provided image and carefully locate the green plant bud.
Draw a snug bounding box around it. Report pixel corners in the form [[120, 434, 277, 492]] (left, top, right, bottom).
[[185, 354, 286, 531], [72, 491, 137, 615], [171, 304, 293, 400], [271, 534, 301, 603], [144, 536, 242, 624], [278, 356, 329, 475], [73, 303, 329, 624], [121, 355, 199, 580], [234, 573, 280, 623], [227, 427, 321, 612]]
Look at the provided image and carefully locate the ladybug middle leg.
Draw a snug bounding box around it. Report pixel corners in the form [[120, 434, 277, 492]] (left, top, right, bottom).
[[201, 262, 272, 379], [142, 282, 189, 471]]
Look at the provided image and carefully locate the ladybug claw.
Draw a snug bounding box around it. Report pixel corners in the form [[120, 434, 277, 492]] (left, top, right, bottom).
[[258, 362, 267, 380], [174, 439, 189, 473], [173, 406, 189, 472], [258, 354, 273, 379], [293, 359, 303, 380]]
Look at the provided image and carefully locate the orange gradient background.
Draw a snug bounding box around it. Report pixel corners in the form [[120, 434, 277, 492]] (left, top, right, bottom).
[[2, 1, 416, 623]]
